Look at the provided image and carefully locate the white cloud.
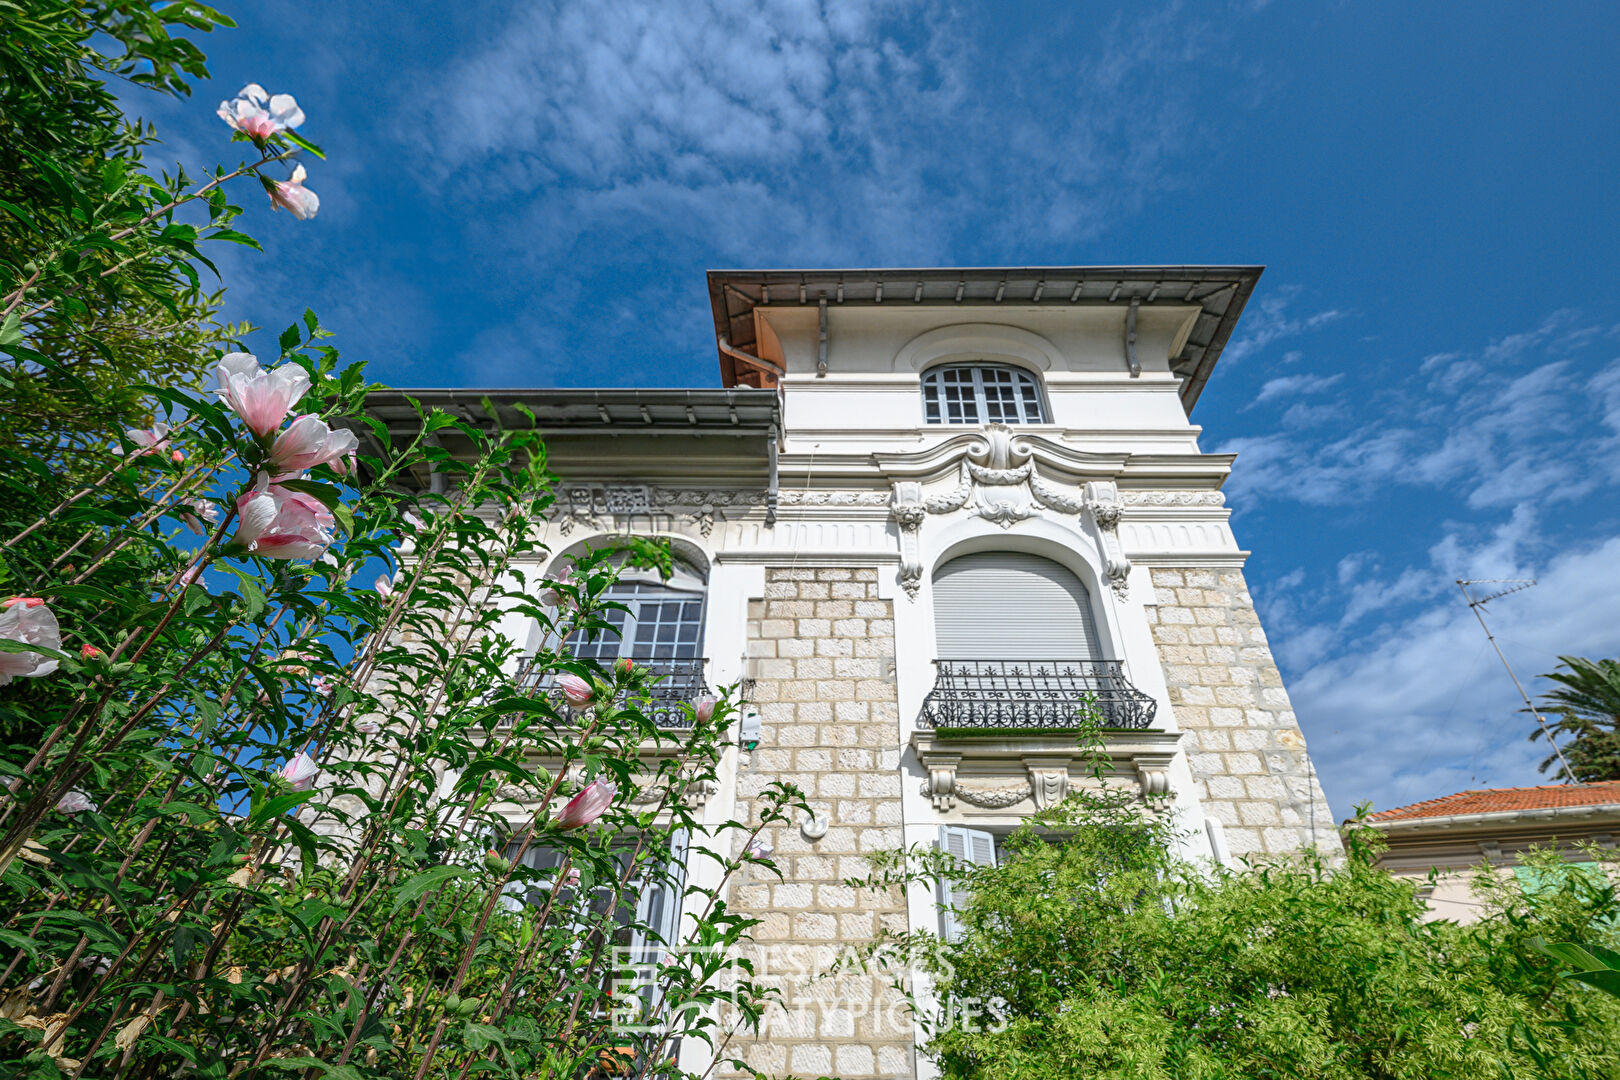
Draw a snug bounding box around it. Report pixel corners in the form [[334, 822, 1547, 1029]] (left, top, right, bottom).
[[1223, 288, 1348, 364], [1294, 526, 1620, 819], [1219, 315, 1618, 513], [401, 1, 1239, 265], [1252, 372, 1343, 404]]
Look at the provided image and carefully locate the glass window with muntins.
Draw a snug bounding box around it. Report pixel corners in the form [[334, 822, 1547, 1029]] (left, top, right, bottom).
[[571, 581, 705, 662], [921, 363, 1046, 425]]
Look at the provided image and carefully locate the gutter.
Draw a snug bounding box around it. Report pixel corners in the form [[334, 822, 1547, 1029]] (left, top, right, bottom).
[[717, 335, 785, 381], [1362, 802, 1620, 833]]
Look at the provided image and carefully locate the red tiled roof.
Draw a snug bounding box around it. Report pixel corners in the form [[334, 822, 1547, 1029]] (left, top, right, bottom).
[[1366, 781, 1620, 823]]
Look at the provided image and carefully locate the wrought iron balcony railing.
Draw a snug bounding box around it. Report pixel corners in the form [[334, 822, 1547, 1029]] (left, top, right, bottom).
[[503, 657, 710, 730], [919, 659, 1158, 731]]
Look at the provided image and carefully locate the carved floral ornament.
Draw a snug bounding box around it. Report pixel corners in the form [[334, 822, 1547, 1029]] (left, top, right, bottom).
[[886, 423, 1131, 600], [547, 484, 768, 537]]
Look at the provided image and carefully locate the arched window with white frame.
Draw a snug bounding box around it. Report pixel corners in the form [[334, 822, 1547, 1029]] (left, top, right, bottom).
[[569, 557, 707, 665], [920, 363, 1047, 425], [538, 549, 710, 727], [922, 551, 1157, 731]]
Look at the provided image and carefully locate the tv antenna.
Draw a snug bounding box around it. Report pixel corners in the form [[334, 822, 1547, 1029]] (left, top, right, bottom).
[[1455, 579, 1578, 784]]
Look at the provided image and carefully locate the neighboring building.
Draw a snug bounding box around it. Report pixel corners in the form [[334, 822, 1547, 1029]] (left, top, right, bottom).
[[359, 266, 1340, 1079], [1361, 781, 1620, 923]]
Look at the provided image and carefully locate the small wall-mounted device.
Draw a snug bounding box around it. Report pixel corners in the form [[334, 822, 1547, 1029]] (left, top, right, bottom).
[[738, 706, 762, 751], [800, 810, 829, 841]]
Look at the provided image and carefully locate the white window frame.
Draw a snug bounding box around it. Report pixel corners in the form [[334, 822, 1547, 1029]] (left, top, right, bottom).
[[937, 825, 999, 942], [921, 363, 1047, 425], [565, 562, 708, 664]]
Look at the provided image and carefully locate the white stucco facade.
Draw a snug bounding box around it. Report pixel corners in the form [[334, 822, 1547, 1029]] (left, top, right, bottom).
[[372, 266, 1340, 1079]]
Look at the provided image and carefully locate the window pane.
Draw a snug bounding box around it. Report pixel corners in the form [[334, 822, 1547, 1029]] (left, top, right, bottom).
[[923, 365, 1043, 425]]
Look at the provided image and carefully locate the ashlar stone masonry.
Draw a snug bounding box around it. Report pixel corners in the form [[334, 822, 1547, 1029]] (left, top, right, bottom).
[[1144, 566, 1341, 859], [722, 567, 913, 1080]]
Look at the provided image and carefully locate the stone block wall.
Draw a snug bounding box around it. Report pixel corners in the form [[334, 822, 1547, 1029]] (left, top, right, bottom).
[[721, 567, 914, 1080], [1143, 567, 1341, 858]]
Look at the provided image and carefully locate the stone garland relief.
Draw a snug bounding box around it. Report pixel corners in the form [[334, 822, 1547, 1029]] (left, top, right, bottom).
[[888, 423, 1131, 600], [919, 750, 1174, 811]]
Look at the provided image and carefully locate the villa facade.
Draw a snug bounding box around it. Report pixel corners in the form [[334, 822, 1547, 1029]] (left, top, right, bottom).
[[359, 266, 1340, 1079]]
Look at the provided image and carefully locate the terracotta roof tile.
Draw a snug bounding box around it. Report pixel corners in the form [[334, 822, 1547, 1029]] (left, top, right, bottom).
[[1365, 781, 1620, 823]]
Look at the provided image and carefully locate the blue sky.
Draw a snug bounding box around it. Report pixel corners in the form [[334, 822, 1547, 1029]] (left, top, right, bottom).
[[136, 1, 1620, 818]]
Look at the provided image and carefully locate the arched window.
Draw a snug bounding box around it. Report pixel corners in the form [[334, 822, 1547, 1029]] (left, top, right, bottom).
[[570, 558, 707, 663], [933, 551, 1101, 660], [540, 553, 710, 727], [924, 552, 1158, 731], [921, 364, 1047, 425]]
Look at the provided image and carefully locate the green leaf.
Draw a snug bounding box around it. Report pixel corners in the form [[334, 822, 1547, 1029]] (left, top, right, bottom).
[[171, 923, 211, 968], [390, 866, 473, 913], [236, 574, 267, 622], [283, 816, 322, 880], [248, 789, 318, 827], [101, 158, 126, 194], [282, 130, 326, 159], [0, 199, 36, 230], [0, 637, 69, 663], [454, 757, 534, 793], [278, 323, 301, 354], [0, 312, 19, 348], [206, 228, 262, 250], [1569, 968, 1620, 998], [275, 478, 342, 510], [0, 929, 40, 964]]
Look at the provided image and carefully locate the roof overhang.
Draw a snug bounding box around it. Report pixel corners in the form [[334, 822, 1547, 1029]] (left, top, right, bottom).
[[1360, 802, 1620, 835], [706, 265, 1263, 413], [348, 388, 782, 494]]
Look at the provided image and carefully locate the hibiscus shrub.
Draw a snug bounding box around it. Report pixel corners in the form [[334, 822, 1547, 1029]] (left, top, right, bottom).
[[0, 5, 792, 1076]]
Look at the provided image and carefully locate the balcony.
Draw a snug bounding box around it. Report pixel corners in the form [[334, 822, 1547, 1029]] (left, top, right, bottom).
[[504, 657, 711, 730], [912, 659, 1175, 812], [919, 659, 1158, 732]]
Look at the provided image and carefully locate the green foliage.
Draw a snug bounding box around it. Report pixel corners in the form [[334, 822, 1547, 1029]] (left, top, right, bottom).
[[0, 0, 258, 469], [1532, 655, 1620, 782], [862, 794, 1620, 1080], [0, 5, 793, 1075]]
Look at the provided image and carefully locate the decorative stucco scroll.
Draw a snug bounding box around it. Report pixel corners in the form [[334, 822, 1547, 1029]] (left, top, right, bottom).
[[889, 424, 1127, 599], [1083, 480, 1131, 600]]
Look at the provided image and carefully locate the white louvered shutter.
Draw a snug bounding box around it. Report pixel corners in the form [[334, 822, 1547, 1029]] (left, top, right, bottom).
[[633, 829, 688, 960], [933, 552, 1102, 661], [938, 825, 998, 942]]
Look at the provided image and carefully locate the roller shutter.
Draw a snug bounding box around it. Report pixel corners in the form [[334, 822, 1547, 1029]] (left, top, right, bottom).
[[933, 551, 1102, 660]]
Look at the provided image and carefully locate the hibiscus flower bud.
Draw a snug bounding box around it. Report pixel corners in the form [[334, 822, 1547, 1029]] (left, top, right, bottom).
[[555, 781, 615, 830], [693, 696, 717, 725], [556, 674, 594, 708], [278, 751, 320, 791], [266, 165, 320, 221]]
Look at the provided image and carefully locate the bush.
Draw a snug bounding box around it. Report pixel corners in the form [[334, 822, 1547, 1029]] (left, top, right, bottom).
[[864, 789, 1620, 1080]]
